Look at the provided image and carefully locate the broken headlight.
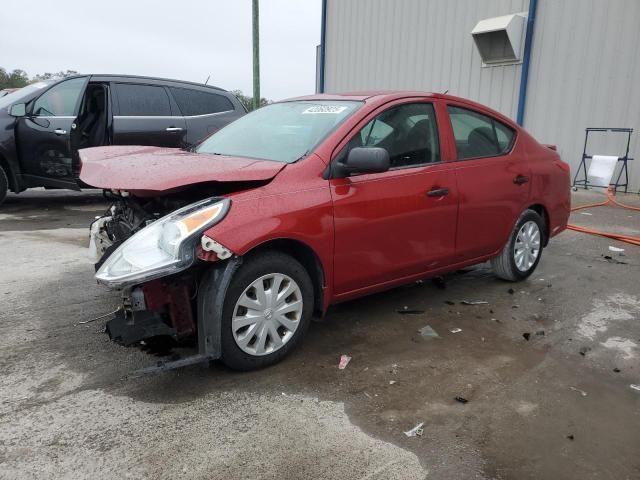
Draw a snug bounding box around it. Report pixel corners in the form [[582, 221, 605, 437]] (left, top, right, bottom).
[[95, 198, 230, 288]]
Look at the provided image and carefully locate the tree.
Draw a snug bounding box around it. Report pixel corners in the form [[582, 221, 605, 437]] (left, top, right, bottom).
[[0, 68, 30, 90], [231, 90, 269, 112], [31, 70, 79, 82]]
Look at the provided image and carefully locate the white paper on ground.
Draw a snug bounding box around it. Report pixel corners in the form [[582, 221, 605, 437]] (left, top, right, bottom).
[[588, 155, 618, 187]]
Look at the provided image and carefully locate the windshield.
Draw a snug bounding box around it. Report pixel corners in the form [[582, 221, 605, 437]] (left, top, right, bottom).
[[0, 81, 53, 110], [195, 100, 362, 162]]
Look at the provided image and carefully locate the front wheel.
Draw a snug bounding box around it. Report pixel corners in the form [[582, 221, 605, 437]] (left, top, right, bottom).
[[220, 251, 314, 371], [491, 209, 545, 281]]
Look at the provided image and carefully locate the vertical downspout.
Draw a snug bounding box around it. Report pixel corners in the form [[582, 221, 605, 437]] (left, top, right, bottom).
[[319, 0, 328, 93], [516, 0, 538, 125]]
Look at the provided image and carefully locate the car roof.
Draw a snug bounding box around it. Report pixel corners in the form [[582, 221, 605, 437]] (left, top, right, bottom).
[[284, 91, 518, 128], [59, 74, 229, 93]]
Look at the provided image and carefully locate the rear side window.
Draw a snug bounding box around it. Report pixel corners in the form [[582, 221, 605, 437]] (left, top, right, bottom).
[[114, 83, 171, 116], [447, 105, 515, 159], [169, 87, 234, 116]]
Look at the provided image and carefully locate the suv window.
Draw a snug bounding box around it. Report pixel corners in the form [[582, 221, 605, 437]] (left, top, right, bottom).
[[447, 105, 515, 159], [32, 78, 85, 117], [342, 103, 440, 169], [169, 87, 234, 116], [114, 83, 172, 116]]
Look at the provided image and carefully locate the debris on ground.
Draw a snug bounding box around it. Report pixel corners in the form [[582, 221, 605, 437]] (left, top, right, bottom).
[[432, 277, 447, 290], [630, 384, 640, 392], [444, 300, 456, 306], [579, 212, 593, 216], [450, 328, 462, 334], [389, 380, 397, 385], [455, 396, 469, 404], [397, 306, 426, 314], [418, 325, 440, 338], [579, 346, 591, 356], [338, 355, 351, 370], [508, 288, 515, 294], [461, 300, 489, 305], [77, 307, 120, 325], [390, 364, 399, 375], [512, 305, 520, 309], [567, 434, 575, 440], [613, 368, 621, 373], [536, 330, 545, 336], [523, 333, 531, 341], [569, 386, 588, 397], [608, 245, 625, 252], [403, 422, 425, 437], [603, 255, 627, 264]]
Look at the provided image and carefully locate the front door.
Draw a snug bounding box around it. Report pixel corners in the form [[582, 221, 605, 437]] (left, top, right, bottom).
[[330, 101, 458, 296], [15, 76, 88, 183]]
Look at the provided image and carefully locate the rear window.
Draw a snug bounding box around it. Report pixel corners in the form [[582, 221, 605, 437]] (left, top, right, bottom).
[[169, 87, 234, 116], [114, 83, 171, 116]]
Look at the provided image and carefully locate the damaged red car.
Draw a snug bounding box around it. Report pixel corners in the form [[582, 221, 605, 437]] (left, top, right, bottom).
[[81, 92, 571, 371]]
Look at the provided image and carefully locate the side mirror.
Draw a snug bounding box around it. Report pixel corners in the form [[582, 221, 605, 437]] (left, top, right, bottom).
[[8, 103, 26, 117], [335, 147, 390, 177]]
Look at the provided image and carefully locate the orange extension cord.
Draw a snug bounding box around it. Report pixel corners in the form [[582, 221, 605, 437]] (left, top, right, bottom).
[[567, 188, 640, 246]]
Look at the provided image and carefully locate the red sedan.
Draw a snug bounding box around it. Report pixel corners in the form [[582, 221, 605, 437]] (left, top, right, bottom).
[[81, 92, 571, 371]]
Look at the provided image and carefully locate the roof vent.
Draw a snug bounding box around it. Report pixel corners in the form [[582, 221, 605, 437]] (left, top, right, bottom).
[[471, 13, 526, 66]]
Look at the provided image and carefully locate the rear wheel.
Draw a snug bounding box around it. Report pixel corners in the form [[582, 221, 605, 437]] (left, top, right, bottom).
[[491, 209, 545, 281], [0, 165, 8, 206], [220, 251, 314, 371]]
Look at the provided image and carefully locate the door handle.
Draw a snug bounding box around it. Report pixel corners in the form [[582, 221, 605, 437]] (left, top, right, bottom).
[[426, 187, 449, 197], [514, 175, 529, 185], [165, 127, 184, 132], [54, 128, 67, 135]]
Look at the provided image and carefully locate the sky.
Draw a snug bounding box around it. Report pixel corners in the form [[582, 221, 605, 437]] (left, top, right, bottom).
[[0, 0, 321, 101]]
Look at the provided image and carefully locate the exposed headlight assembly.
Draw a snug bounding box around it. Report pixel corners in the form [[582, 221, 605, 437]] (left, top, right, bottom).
[[96, 198, 230, 288]]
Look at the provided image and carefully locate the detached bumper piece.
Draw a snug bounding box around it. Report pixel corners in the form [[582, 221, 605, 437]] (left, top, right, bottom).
[[106, 309, 175, 346]]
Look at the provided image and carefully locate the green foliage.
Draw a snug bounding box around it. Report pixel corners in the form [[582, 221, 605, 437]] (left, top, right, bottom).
[[231, 90, 269, 112], [0, 68, 30, 90], [0, 68, 79, 91]]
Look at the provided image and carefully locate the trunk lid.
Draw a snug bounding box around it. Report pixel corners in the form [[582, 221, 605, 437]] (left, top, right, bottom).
[[79, 146, 286, 194]]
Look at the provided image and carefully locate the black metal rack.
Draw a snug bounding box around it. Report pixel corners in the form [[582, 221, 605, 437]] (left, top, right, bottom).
[[572, 127, 633, 193]]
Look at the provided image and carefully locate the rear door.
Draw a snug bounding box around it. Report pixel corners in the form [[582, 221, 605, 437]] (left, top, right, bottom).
[[15, 76, 88, 182], [167, 87, 243, 146], [445, 103, 530, 261], [111, 82, 187, 147], [331, 100, 458, 296]]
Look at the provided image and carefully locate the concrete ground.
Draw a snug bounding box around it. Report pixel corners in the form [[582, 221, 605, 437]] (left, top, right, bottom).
[[0, 188, 639, 480]]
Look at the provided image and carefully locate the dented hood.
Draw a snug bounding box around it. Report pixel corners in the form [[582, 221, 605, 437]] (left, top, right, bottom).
[[79, 146, 286, 193]]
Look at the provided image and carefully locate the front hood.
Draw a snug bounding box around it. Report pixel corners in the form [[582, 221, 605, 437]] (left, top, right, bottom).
[[79, 146, 286, 193]]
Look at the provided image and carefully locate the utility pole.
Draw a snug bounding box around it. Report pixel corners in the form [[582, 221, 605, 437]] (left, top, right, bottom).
[[252, 0, 260, 110]]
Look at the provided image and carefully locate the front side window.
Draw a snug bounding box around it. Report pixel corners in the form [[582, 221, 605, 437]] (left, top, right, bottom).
[[340, 103, 440, 168], [447, 105, 515, 159], [32, 78, 85, 117], [169, 87, 234, 116], [196, 100, 362, 163], [114, 83, 172, 116]]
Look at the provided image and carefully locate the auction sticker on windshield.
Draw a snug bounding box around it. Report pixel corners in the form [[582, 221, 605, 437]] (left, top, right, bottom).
[[302, 105, 348, 114]]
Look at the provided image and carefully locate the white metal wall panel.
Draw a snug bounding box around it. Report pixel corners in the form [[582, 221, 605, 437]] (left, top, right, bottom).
[[524, 0, 640, 189], [324, 0, 640, 189], [324, 0, 527, 118]]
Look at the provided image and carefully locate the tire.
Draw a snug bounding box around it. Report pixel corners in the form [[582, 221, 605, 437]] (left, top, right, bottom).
[[220, 251, 314, 371], [491, 209, 545, 282], [0, 165, 8, 206]]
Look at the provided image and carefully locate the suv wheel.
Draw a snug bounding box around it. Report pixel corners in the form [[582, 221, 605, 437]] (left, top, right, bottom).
[[220, 251, 314, 371], [0, 165, 8, 206], [491, 209, 545, 281]]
